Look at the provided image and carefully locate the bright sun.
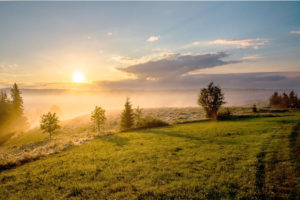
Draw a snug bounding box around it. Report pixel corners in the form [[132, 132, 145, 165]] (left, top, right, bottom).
[[72, 71, 86, 83]]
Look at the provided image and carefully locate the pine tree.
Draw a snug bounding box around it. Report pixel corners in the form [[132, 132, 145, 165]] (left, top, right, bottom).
[[0, 90, 8, 104], [120, 98, 134, 131], [289, 91, 297, 108], [269, 92, 284, 108], [0, 90, 10, 128], [10, 83, 24, 117], [281, 93, 289, 108]]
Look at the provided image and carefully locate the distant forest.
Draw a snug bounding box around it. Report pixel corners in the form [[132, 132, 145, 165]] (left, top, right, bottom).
[[269, 91, 300, 108]]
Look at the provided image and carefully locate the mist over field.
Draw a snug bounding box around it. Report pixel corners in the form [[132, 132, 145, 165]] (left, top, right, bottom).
[[1, 2, 300, 199], [18, 88, 299, 126]]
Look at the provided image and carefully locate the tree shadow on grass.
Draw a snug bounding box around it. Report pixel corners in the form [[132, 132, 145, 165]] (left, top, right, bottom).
[[220, 114, 285, 122], [101, 135, 130, 147], [139, 126, 203, 141]]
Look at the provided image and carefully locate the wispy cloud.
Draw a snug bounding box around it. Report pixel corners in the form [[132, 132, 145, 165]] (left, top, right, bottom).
[[208, 38, 270, 49], [0, 62, 19, 73], [290, 30, 300, 34], [112, 56, 137, 65], [185, 38, 270, 50], [242, 54, 263, 60], [111, 51, 178, 66], [147, 35, 160, 42]]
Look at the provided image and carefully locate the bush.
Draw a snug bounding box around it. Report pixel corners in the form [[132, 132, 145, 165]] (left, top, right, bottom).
[[217, 108, 231, 120], [136, 116, 169, 129]]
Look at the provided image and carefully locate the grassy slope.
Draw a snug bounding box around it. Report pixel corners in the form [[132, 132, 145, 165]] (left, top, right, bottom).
[[0, 114, 299, 199]]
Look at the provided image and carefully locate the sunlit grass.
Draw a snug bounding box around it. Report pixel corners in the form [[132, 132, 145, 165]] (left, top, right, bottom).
[[0, 113, 299, 199]]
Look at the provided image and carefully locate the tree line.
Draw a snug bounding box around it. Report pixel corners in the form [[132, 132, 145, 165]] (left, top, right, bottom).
[[32, 82, 228, 138], [269, 91, 300, 108], [0, 83, 27, 135], [40, 97, 168, 138], [10, 82, 296, 139]]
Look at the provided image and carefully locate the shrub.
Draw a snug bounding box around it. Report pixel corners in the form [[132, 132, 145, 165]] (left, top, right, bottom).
[[136, 116, 169, 129], [217, 108, 231, 120]]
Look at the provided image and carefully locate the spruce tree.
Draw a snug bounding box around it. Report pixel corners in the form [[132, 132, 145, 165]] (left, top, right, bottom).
[[120, 98, 134, 131], [10, 83, 24, 117], [289, 91, 297, 108], [0, 90, 10, 129]]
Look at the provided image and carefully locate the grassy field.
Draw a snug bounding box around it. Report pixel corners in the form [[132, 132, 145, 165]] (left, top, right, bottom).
[[0, 107, 245, 168], [0, 112, 299, 199]]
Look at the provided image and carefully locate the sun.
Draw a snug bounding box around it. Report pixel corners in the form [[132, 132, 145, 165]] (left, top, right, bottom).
[[72, 71, 86, 83]]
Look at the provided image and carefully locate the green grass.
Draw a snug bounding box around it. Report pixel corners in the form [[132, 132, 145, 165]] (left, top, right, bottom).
[[0, 113, 299, 199]]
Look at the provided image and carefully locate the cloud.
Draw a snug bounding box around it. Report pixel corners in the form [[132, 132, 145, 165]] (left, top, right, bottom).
[[107, 32, 113, 36], [112, 56, 137, 65], [242, 54, 263, 60], [186, 38, 270, 49], [208, 38, 270, 49], [0, 63, 19, 73], [147, 36, 160, 42], [118, 52, 240, 80], [290, 30, 300, 34], [111, 51, 179, 66]]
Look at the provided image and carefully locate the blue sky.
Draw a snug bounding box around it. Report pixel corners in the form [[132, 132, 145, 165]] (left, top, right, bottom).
[[0, 2, 300, 89]]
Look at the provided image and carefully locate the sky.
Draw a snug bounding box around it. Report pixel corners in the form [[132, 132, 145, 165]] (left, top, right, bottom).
[[0, 1, 300, 89]]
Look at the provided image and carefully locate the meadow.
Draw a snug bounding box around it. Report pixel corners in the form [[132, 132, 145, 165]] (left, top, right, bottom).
[[0, 107, 251, 168], [0, 110, 299, 199]]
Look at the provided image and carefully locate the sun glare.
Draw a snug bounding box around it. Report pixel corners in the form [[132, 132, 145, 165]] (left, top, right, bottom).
[[72, 71, 86, 83]]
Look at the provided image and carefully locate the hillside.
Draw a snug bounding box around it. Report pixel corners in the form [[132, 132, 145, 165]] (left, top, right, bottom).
[[0, 113, 299, 199]]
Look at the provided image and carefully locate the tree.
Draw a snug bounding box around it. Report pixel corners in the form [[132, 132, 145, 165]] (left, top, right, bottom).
[[134, 106, 143, 127], [269, 92, 282, 107], [91, 106, 106, 133], [198, 82, 225, 119], [0, 90, 8, 104], [289, 91, 297, 108], [40, 112, 60, 139], [120, 98, 134, 131], [252, 104, 257, 113], [0, 90, 11, 129], [10, 83, 24, 117], [281, 93, 289, 108]]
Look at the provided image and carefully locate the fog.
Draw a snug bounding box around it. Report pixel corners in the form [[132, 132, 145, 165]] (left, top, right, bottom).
[[21, 89, 299, 127]]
